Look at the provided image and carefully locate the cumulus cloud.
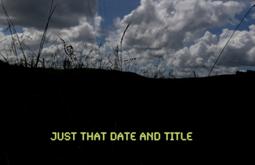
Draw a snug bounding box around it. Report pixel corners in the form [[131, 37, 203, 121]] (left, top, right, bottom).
[[104, 0, 255, 77], [167, 26, 255, 77], [116, 0, 246, 48], [0, 0, 101, 66]]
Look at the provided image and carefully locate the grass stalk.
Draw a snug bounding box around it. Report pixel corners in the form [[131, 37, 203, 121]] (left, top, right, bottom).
[[35, 0, 56, 68]]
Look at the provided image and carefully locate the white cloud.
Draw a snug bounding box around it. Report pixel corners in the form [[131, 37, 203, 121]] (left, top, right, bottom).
[[0, 14, 102, 67], [2, 0, 255, 78], [104, 0, 255, 77]]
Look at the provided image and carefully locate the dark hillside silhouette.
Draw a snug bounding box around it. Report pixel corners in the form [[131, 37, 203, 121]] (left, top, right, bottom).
[[0, 61, 253, 164]]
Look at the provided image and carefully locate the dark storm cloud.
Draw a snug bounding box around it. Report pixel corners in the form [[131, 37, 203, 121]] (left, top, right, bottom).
[[0, 0, 97, 29]]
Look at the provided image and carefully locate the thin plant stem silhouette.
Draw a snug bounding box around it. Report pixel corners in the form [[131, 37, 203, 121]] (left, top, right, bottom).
[[1, 0, 28, 66], [119, 23, 131, 71], [35, 0, 56, 68]]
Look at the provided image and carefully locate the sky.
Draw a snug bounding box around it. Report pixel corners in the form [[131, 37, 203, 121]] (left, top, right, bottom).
[[98, 0, 140, 29], [1, 0, 255, 78]]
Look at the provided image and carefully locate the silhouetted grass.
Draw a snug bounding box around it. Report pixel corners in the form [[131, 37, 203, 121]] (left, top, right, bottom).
[[0, 0, 134, 73], [35, 0, 56, 68]]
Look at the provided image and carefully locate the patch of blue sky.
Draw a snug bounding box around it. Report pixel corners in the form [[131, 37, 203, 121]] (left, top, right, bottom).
[[1, 25, 24, 35], [98, 0, 140, 29], [97, 0, 140, 43]]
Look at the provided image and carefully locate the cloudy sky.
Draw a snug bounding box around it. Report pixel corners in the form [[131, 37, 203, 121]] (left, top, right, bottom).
[[1, 0, 255, 77]]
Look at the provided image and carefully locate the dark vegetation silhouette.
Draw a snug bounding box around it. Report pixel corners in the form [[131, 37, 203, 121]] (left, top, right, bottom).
[[35, 0, 56, 68]]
